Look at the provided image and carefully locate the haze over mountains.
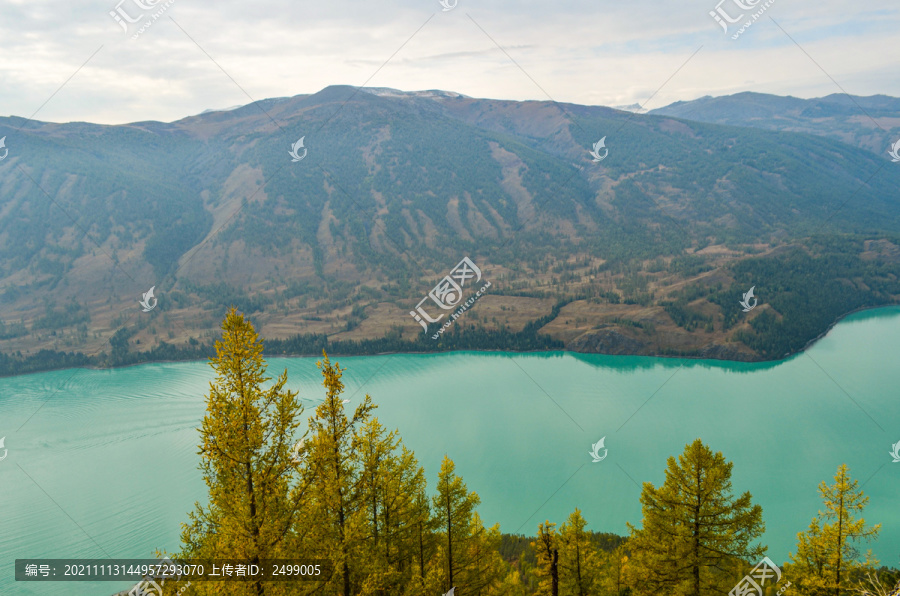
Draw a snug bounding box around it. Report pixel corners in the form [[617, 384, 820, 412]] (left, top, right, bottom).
[[0, 86, 899, 373], [649, 91, 900, 155]]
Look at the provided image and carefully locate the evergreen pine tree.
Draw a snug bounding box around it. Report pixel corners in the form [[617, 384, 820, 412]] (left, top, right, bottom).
[[604, 543, 630, 596], [531, 521, 559, 596], [355, 418, 431, 595], [430, 455, 505, 595], [300, 352, 376, 596], [556, 509, 602, 596], [626, 439, 766, 596], [179, 308, 305, 596], [788, 464, 880, 596]]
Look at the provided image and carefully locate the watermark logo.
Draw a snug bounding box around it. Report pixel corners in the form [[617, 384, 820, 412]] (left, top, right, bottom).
[[129, 578, 163, 596], [890, 440, 900, 463], [140, 286, 157, 312], [130, 556, 191, 596], [409, 257, 491, 339], [110, 0, 175, 39], [438, 0, 458, 11], [0, 436, 7, 462], [730, 557, 789, 596], [710, 0, 775, 39], [289, 136, 307, 162], [709, 0, 745, 32], [130, 578, 192, 596], [0, 136, 8, 161], [739, 286, 757, 312], [110, 0, 146, 32], [291, 439, 305, 463], [589, 136, 609, 162], [589, 437, 608, 462], [429, 281, 491, 339], [444, 588, 456, 596], [888, 139, 900, 163]]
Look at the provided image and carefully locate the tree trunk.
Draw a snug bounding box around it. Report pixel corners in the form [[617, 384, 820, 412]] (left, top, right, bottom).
[[616, 557, 622, 596], [575, 542, 584, 596], [240, 368, 265, 596], [418, 521, 425, 583], [836, 486, 844, 596], [551, 548, 559, 596], [339, 499, 350, 596], [247, 459, 264, 596], [693, 460, 702, 596], [372, 470, 378, 547], [447, 492, 454, 591], [333, 411, 350, 596]]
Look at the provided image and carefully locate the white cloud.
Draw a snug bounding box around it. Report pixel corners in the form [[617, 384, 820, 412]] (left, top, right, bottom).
[[0, 0, 898, 124]]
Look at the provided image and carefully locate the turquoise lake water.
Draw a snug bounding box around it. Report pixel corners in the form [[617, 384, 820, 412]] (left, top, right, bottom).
[[2, 307, 899, 595]]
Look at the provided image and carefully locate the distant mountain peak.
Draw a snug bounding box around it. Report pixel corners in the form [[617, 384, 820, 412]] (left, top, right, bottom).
[[200, 105, 244, 114], [358, 87, 469, 99], [648, 91, 900, 154], [612, 103, 646, 113]]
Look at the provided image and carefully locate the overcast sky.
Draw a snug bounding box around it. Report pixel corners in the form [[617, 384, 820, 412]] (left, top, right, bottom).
[[1, 0, 898, 125]]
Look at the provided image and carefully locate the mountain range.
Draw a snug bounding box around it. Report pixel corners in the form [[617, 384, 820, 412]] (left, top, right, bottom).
[[649, 91, 900, 155], [0, 86, 899, 374]]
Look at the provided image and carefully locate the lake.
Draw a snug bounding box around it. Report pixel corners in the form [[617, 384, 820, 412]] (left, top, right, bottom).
[[2, 307, 899, 595]]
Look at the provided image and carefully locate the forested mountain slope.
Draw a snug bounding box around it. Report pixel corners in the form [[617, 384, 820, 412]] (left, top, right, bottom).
[[1, 85, 899, 374]]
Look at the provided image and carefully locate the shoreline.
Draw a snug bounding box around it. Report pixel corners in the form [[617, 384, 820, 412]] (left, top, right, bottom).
[[796, 304, 898, 354], [2, 305, 898, 379]]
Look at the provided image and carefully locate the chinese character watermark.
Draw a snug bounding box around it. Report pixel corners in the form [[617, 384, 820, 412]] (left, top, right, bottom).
[[130, 578, 163, 596], [109, 0, 176, 40], [709, 0, 776, 40], [409, 257, 490, 339], [730, 557, 790, 596]]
